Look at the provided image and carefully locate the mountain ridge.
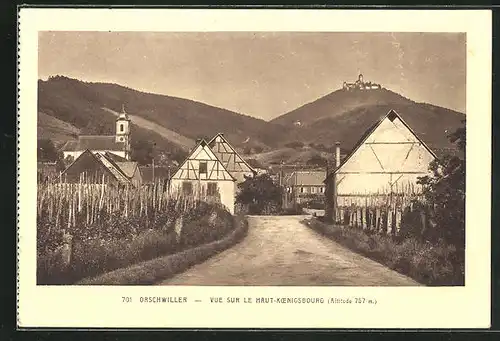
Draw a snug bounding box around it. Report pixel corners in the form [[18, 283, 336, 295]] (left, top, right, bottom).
[[38, 76, 465, 166]]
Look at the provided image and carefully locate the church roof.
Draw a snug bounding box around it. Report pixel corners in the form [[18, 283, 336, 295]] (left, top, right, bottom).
[[61, 135, 125, 152]]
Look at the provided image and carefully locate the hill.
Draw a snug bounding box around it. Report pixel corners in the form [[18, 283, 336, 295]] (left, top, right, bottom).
[[37, 111, 81, 145], [38, 76, 284, 153], [270, 87, 465, 156]]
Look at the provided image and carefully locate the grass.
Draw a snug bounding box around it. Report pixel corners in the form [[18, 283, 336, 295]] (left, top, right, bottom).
[[77, 216, 249, 285], [37, 229, 181, 285], [304, 218, 464, 286]]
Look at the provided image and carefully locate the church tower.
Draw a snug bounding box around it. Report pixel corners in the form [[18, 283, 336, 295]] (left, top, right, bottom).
[[116, 105, 131, 160]]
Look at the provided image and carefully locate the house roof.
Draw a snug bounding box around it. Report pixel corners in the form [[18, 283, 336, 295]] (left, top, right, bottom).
[[61, 135, 125, 152], [94, 153, 130, 183], [172, 138, 236, 181], [115, 162, 138, 178], [207, 133, 256, 174], [324, 109, 438, 183], [287, 170, 326, 186]]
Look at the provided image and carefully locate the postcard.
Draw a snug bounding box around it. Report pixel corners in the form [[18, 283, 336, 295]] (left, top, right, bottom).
[[17, 8, 491, 329]]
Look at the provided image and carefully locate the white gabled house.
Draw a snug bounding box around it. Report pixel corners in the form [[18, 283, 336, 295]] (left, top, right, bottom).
[[325, 109, 437, 208], [170, 139, 236, 214], [208, 133, 256, 185]]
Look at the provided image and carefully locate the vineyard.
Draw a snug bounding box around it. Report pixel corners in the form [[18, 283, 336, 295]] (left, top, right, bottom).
[[37, 179, 234, 284]]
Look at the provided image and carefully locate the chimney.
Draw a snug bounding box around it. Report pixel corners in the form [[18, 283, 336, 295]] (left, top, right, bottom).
[[196, 138, 202, 145], [335, 141, 341, 168]]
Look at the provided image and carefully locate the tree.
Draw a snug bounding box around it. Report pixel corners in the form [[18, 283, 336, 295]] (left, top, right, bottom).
[[37, 139, 61, 162], [236, 174, 283, 214], [306, 154, 327, 167], [130, 140, 154, 165], [416, 122, 465, 248]]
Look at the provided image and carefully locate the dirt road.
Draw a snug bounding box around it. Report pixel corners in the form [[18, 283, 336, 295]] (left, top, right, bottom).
[[160, 215, 421, 286]]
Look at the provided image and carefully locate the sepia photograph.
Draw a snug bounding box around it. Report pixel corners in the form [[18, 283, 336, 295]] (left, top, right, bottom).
[[36, 31, 466, 287], [17, 8, 491, 329]]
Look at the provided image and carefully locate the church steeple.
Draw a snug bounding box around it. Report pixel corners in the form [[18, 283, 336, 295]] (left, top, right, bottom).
[[116, 104, 131, 160]]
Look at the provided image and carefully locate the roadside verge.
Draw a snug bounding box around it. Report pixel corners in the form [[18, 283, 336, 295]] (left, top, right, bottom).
[[303, 218, 464, 286], [76, 216, 248, 285]]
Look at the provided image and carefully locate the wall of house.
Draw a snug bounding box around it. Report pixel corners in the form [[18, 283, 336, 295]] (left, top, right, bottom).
[[170, 179, 235, 214]]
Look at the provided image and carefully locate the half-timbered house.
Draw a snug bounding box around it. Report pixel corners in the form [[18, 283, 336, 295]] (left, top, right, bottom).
[[324, 109, 437, 208], [170, 139, 236, 213]]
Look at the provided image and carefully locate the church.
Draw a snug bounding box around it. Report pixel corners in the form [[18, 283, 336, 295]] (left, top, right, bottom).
[[61, 107, 131, 162]]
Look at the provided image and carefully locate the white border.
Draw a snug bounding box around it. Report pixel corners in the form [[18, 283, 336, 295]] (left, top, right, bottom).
[[18, 8, 492, 329]]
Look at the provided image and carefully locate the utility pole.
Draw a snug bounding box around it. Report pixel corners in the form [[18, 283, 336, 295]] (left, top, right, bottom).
[[152, 157, 155, 184]]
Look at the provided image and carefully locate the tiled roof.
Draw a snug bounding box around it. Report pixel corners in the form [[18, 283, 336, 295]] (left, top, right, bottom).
[[94, 153, 130, 184], [287, 171, 326, 186], [103, 152, 128, 162], [61, 135, 125, 152], [115, 162, 138, 178]]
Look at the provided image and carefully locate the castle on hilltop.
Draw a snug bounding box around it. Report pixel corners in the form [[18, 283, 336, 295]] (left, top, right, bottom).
[[342, 74, 382, 91]]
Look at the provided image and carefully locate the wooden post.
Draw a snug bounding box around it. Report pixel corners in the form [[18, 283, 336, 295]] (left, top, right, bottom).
[[356, 207, 362, 228], [362, 206, 367, 230], [395, 208, 402, 235], [387, 207, 393, 235]]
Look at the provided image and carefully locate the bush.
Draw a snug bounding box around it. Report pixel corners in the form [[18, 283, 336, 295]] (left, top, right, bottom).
[[415, 124, 465, 248], [77, 216, 249, 285], [305, 218, 464, 286], [180, 206, 234, 247], [37, 202, 236, 284]]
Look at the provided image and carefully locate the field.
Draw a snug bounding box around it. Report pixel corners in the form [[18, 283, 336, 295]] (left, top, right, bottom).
[[37, 179, 235, 284]]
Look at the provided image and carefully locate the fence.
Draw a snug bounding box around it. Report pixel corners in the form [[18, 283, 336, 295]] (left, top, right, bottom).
[[331, 183, 427, 236]]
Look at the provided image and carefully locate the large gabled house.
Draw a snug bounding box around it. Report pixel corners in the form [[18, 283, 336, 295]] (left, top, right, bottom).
[[169, 139, 236, 214], [324, 109, 437, 212]]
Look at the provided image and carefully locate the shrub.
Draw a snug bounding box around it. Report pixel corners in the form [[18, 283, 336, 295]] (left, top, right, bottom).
[[180, 206, 234, 247], [305, 218, 464, 286]]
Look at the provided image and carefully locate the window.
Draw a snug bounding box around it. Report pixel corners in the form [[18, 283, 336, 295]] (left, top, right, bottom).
[[311, 187, 316, 194], [119, 137, 124, 142], [320, 187, 324, 193], [182, 182, 193, 196], [199, 162, 207, 175], [300, 187, 304, 193], [207, 182, 218, 196], [120, 124, 124, 132]]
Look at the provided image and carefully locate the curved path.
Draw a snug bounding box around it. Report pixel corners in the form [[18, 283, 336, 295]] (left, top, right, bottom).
[[160, 215, 420, 286]]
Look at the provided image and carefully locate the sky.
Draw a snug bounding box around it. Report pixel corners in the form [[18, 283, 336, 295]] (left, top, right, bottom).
[[38, 32, 466, 120]]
